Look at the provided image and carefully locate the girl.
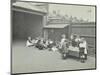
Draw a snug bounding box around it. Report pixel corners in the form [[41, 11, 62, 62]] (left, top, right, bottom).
[[60, 34, 69, 59], [26, 36, 33, 47], [48, 39, 54, 51], [79, 38, 87, 63]]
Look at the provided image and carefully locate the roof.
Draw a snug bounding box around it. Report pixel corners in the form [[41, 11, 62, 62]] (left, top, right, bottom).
[[44, 24, 69, 28], [12, 2, 47, 13]]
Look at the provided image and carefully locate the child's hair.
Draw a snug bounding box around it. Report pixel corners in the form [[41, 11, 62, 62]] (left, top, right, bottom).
[[61, 34, 66, 38], [28, 36, 32, 40], [80, 38, 85, 43], [73, 34, 77, 38]]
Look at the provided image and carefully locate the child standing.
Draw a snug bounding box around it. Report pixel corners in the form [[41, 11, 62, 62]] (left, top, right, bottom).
[[60, 34, 69, 59], [79, 38, 87, 63]]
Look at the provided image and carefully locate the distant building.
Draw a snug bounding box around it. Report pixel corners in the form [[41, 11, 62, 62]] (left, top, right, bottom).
[[43, 23, 71, 41]]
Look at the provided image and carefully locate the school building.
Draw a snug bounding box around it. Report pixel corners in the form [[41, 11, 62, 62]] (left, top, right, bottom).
[[12, 2, 48, 40]]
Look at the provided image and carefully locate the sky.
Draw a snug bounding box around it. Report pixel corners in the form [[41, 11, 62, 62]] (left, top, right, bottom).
[[48, 4, 95, 22]]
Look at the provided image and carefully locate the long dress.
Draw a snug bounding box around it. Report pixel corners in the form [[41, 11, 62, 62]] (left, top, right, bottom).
[[79, 41, 87, 54], [60, 38, 69, 54]]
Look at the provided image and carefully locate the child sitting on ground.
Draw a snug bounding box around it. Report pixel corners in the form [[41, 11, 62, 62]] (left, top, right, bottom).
[[48, 39, 54, 51], [26, 36, 34, 47], [35, 38, 44, 50]]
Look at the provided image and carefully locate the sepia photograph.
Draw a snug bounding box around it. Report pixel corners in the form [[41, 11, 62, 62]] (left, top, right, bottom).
[[11, 0, 96, 74]]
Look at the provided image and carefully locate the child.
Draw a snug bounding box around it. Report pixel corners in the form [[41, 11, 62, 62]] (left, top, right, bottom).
[[60, 34, 66, 48], [70, 33, 74, 40], [60, 34, 69, 59], [42, 39, 49, 49], [26, 36, 33, 47], [71, 34, 76, 46], [48, 39, 54, 49], [79, 38, 87, 63], [51, 46, 58, 52], [35, 38, 45, 50], [75, 35, 81, 44]]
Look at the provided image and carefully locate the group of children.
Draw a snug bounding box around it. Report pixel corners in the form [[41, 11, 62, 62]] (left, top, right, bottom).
[[26, 33, 87, 63], [70, 33, 87, 63], [26, 36, 58, 51], [58, 34, 87, 63]]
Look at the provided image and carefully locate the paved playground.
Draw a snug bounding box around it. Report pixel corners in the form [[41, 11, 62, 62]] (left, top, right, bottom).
[[12, 41, 96, 74]]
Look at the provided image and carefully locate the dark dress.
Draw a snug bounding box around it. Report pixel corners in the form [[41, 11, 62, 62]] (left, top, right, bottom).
[[72, 39, 78, 47], [35, 40, 44, 50]]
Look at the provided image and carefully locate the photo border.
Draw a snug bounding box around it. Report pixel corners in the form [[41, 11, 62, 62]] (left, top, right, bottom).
[[10, 0, 97, 75]]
